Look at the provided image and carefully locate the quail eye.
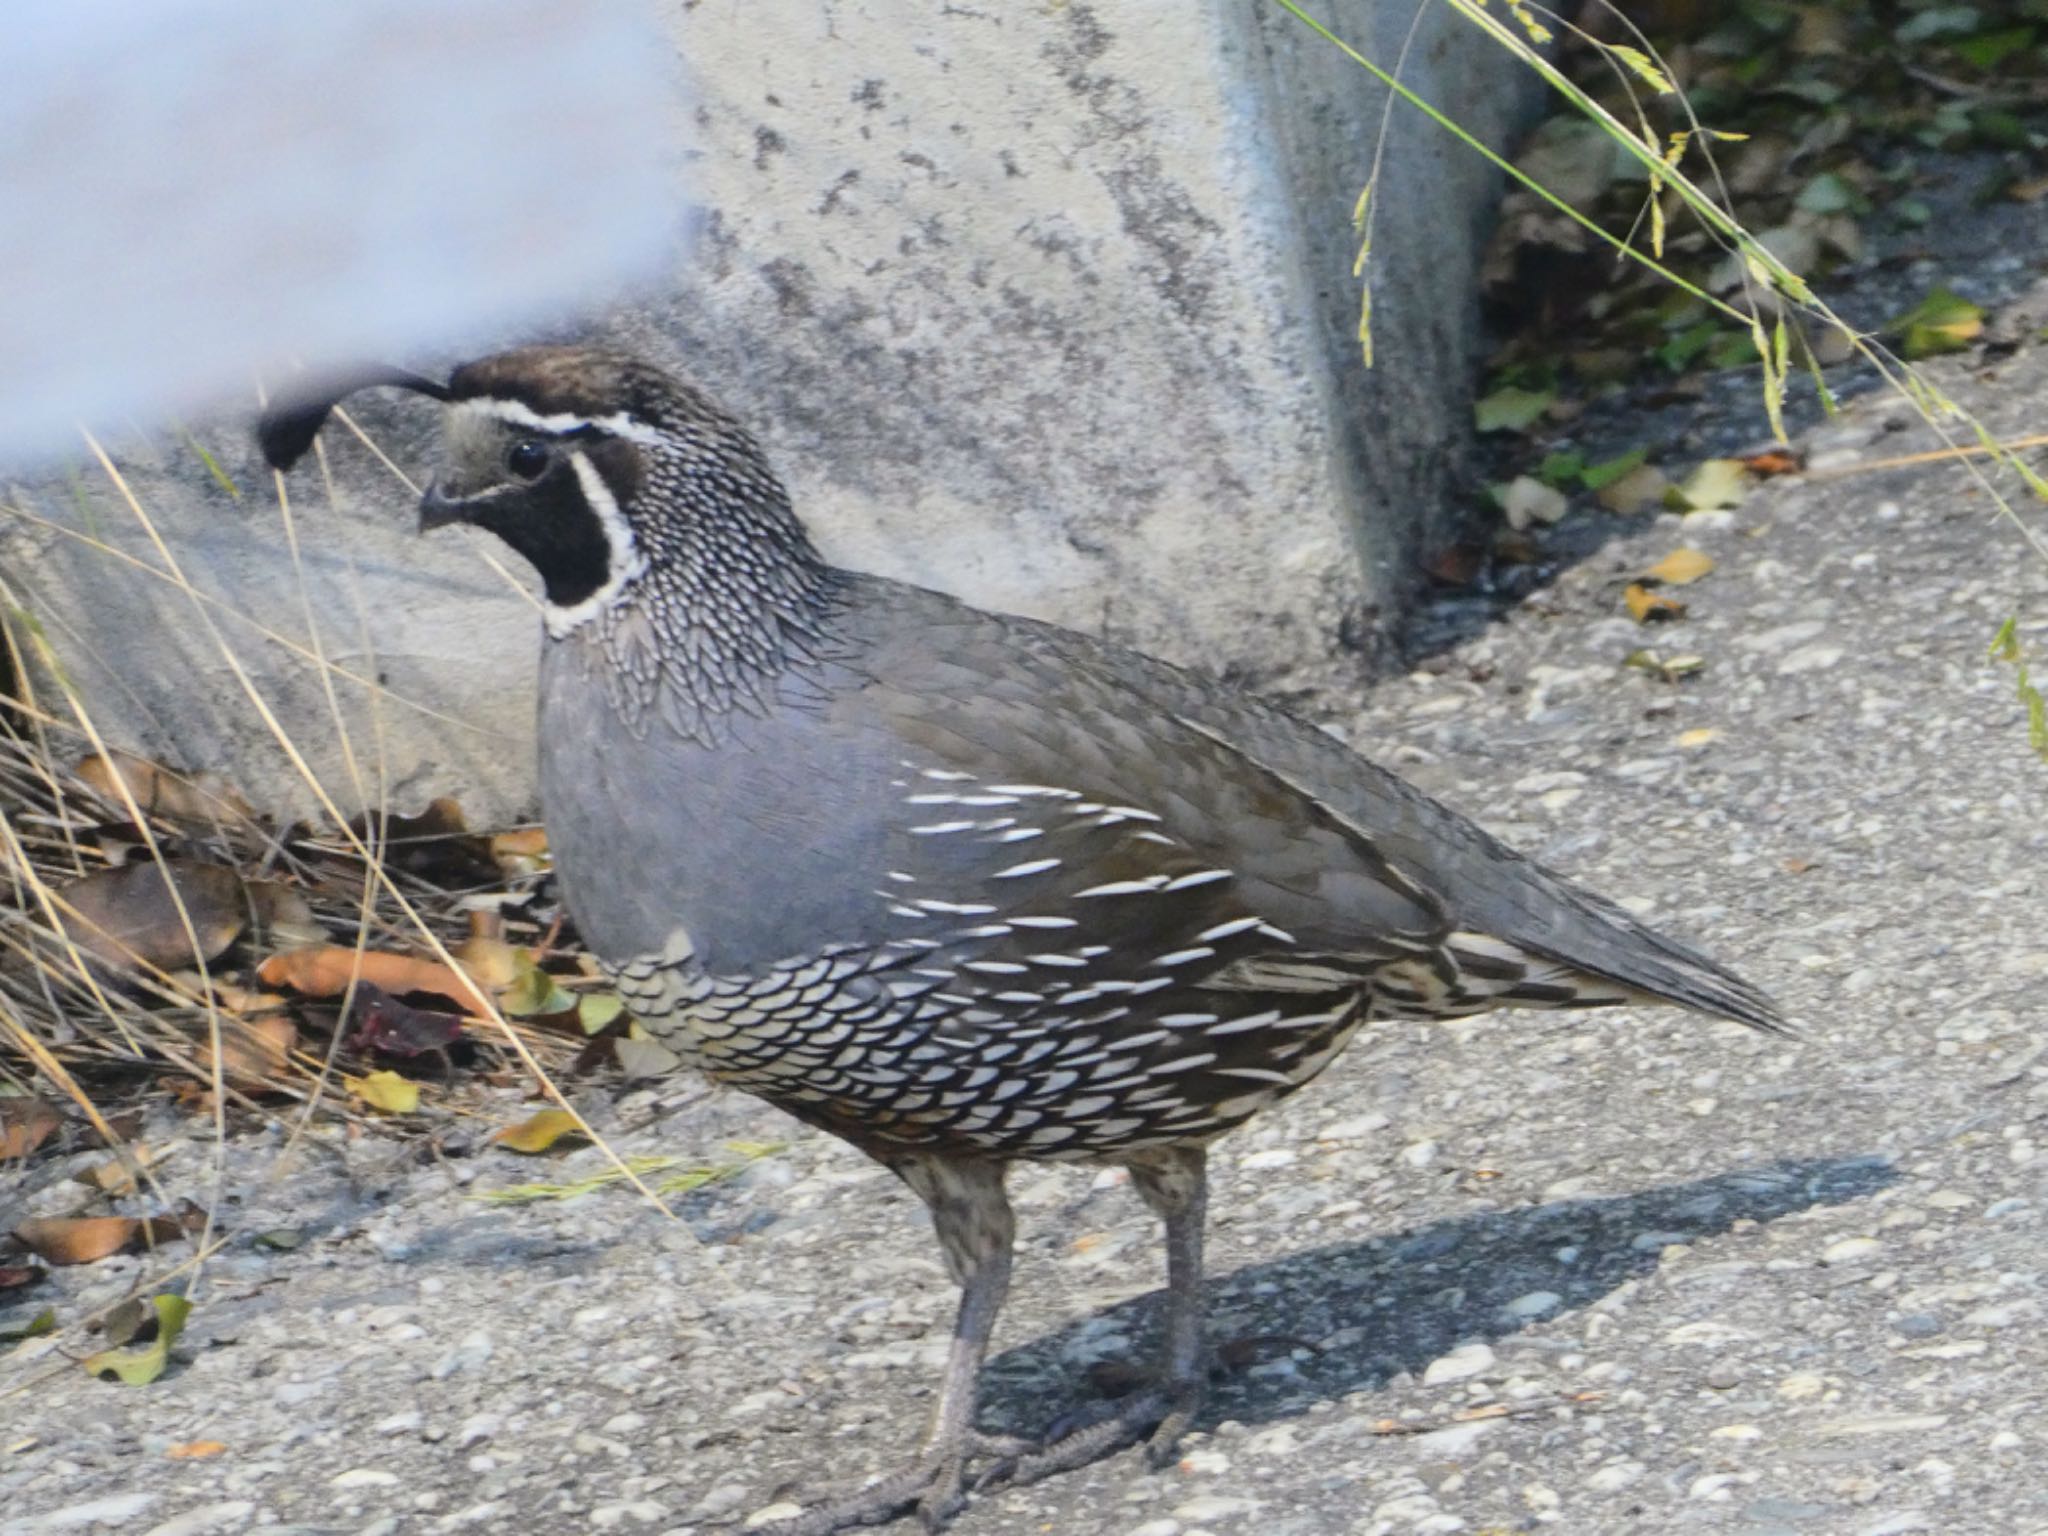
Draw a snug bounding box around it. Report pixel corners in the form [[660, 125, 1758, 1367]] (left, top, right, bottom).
[[507, 439, 550, 481]]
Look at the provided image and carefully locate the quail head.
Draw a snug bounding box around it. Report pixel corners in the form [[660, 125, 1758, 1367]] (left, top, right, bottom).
[[262, 347, 1783, 1535]]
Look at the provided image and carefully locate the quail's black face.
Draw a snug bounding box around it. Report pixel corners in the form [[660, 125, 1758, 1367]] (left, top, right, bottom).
[[419, 397, 652, 629], [258, 344, 816, 641]]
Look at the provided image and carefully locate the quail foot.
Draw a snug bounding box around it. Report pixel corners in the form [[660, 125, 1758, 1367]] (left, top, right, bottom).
[[261, 347, 1784, 1534]]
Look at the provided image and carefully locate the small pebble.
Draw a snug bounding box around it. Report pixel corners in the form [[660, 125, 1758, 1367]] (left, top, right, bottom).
[[330, 1469, 399, 1490], [1422, 1341, 1495, 1385]]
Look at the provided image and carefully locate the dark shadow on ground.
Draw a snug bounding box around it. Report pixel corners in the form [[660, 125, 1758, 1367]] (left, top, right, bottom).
[[978, 1153, 1894, 1436]]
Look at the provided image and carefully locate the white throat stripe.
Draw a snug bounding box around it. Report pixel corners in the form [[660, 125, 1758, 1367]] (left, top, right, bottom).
[[543, 450, 650, 638]]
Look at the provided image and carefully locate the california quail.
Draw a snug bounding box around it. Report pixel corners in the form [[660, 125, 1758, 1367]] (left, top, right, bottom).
[[261, 347, 1784, 1535]]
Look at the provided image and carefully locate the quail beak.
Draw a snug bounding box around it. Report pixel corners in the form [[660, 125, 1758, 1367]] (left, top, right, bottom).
[[417, 482, 468, 532]]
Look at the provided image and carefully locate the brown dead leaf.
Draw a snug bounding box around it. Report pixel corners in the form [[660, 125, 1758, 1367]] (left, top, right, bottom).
[[1783, 856, 1817, 875], [0, 1264, 43, 1292], [58, 861, 250, 973], [78, 1142, 176, 1196], [1, 1098, 61, 1160], [257, 947, 489, 1013], [76, 752, 254, 827], [1625, 584, 1688, 624], [166, 1440, 227, 1460], [490, 826, 550, 878], [13, 1214, 185, 1266], [1642, 548, 1716, 586]]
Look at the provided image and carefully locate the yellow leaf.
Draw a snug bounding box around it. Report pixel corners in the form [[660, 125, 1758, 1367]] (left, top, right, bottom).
[[345, 1070, 419, 1115], [1624, 584, 1687, 624], [1678, 728, 1719, 749], [83, 1294, 189, 1386], [1643, 548, 1716, 586], [491, 1109, 588, 1155], [1670, 459, 1751, 512]]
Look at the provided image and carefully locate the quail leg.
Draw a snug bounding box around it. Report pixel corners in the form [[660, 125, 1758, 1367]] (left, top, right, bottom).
[[759, 1157, 1018, 1536], [994, 1145, 1211, 1487]]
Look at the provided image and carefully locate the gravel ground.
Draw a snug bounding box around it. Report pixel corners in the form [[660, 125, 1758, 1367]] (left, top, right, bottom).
[[9, 281, 2048, 1536]]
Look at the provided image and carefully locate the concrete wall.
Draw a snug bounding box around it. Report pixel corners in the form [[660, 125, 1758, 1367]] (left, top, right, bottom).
[[3, 1, 1540, 821]]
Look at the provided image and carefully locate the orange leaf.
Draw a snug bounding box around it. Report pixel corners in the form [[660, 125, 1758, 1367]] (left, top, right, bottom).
[[1, 1098, 61, 1160], [13, 1214, 183, 1266], [1740, 448, 1802, 476], [167, 1441, 227, 1460], [1624, 584, 1687, 623], [257, 947, 490, 1013]]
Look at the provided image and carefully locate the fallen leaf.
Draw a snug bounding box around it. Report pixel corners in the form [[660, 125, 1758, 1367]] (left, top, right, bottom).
[[1595, 463, 1671, 515], [258, 947, 489, 1013], [0, 1265, 43, 1293], [1625, 584, 1688, 623], [345, 984, 464, 1058], [1668, 459, 1752, 512], [1474, 385, 1556, 434], [489, 827, 551, 878], [492, 1109, 589, 1155], [0, 1098, 61, 1161], [1892, 286, 1984, 359], [76, 753, 253, 827], [1678, 728, 1720, 749], [0, 1308, 54, 1343], [13, 1215, 185, 1266], [1643, 548, 1716, 586], [78, 1142, 176, 1196], [614, 1034, 683, 1080], [1579, 448, 1647, 491], [344, 1070, 420, 1115], [501, 953, 577, 1019], [1783, 856, 1817, 875], [83, 1294, 190, 1386], [454, 932, 522, 991], [577, 993, 626, 1035], [166, 1441, 227, 1460], [1622, 650, 1706, 683], [254, 1228, 304, 1251], [1740, 448, 1803, 476], [57, 861, 250, 973]]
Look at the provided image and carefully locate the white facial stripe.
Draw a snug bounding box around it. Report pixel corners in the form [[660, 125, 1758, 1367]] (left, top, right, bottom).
[[459, 396, 667, 447], [543, 450, 650, 638]]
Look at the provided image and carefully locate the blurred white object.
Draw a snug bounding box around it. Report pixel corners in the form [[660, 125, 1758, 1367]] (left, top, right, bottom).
[[0, 0, 679, 465]]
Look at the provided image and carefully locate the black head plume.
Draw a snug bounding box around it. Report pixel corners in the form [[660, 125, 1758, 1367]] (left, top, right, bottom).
[[257, 365, 453, 471]]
